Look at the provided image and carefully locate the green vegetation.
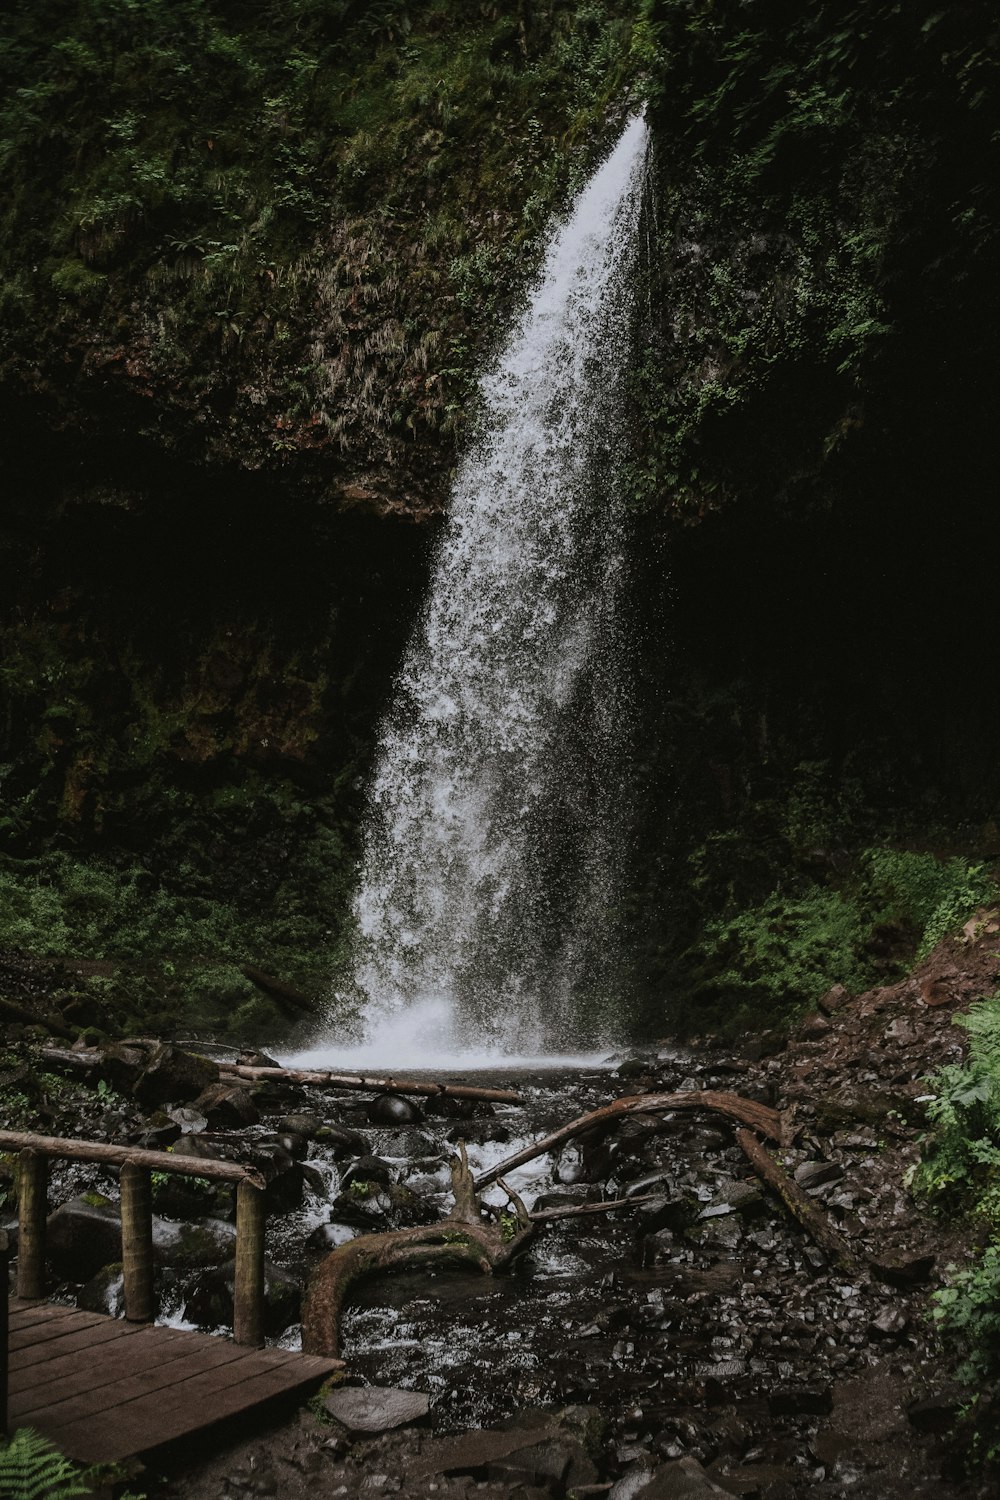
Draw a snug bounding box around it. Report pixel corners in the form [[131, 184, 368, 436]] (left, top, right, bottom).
[[0, 839, 348, 1037], [0, 0, 639, 488], [909, 994, 1000, 1459], [689, 849, 997, 1030], [0, 1427, 91, 1500], [632, 0, 1000, 517]]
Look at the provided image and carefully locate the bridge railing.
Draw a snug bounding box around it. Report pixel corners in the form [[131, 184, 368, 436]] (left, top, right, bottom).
[[0, 1128, 268, 1414]]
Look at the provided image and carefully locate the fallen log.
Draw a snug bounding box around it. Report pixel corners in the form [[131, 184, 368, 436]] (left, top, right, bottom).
[[735, 1128, 860, 1273], [0, 998, 75, 1041], [219, 1063, 522, 1105], [473, 1090, 781, 1191], [241, 965, 316, 1016], [302, 1145, 533, 1359]]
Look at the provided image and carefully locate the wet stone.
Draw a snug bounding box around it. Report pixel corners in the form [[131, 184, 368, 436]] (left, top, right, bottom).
[[368, 1093, 424, 1125], [317, 1122, 371, 1158], [325, 1386, 431, 1434]]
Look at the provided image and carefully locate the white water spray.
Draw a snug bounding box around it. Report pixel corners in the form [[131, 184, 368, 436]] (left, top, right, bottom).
[[300, 114, 649, 1068]]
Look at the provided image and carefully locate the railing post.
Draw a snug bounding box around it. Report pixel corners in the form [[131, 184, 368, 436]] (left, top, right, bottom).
[[233, 1179, 265, 1348], [1, 1227, 9, 1436], [17, 1149, 47, 1301], [120, 1162, 154, 1323]]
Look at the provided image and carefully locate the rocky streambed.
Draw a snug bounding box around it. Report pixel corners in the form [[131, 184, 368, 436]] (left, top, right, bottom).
[[4, 926, 998, 1499]]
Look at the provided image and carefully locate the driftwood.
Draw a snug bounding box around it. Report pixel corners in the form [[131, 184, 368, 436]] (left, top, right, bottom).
[[735, 1128, 860, 1273], [529, 1192, 660, 1223], [219, 1062, 522, 1105], [473, 1089, 781, 1191], [302, 1145, 534, 1358]]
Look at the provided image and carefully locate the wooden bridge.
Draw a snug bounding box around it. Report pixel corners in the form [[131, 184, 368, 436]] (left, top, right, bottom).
[[0, 1131, 342, 1463]]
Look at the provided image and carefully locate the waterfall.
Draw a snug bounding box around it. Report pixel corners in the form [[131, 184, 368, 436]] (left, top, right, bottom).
[[313, 114, 648, 1065]]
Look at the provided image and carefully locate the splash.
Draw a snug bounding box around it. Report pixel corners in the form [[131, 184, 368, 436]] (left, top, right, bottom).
[[317, 114, 648, 1063]]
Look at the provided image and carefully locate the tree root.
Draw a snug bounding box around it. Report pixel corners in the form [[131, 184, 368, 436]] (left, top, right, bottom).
[[302, 1144, 534, 1358], [473, 1089, 782, 1191], [735, 1128, 861, 1274]]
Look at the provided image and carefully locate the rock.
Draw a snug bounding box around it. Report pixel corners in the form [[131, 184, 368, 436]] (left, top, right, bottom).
[[367, 1093, 424, 1125], [610, 1458, 658, 1500], [380, 1128, 440, 1159], [340, 1155, 394, 1192], [151, 1215, 237, 1268], [768, 1384, 833, 1417], [488, 1436, 597, 1491], [132, 1044, 218, 1108], [77, 1262, 125, 1317], [166, 1105, 208, 1134], [306, 1222, 358, 1253], [47, 1195, 122, 1280], [169, 1132, 225, 1163], [246, 1142, 304, 1213], [316, 1123, 371, 1158], [275, 1130, 310, 1161], [324, 1385, 431, 1434], [330, 1183, 394, 1230], [919, 975, 955, 1007], [278, 1112, 323, 1139], [798, 1013, 832, 1040], [184, 1257, 300, 1334], [906, 1388, 963, 1433], [818, 984, 849, 1016], [792, 1160, 844, 1191], [150, 1174, 230, 1219], [869, 1306, 909, 1339], [638, 1456, 733, 1497], [871, 1250, 936, 1286], [193, 1081, 261, 1129]]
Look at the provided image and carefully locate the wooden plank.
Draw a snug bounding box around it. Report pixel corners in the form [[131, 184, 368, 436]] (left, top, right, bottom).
[[12, 1325, 199, 1401], [9, 1308, 116, 1350], [52, 1354, 337, 1462], [16, 1338, 260, 1430], [6, 1299, 344, 1465], [12, 1317, 144, 1367], [9, 1302, 105, 1331]]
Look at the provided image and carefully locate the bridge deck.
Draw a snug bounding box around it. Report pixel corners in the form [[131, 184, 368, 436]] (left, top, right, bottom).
[[7, 1298, 343, 1464]]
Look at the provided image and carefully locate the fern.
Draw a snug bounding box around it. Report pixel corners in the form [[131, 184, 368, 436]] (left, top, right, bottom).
[[0, 1428, 91, 1500]]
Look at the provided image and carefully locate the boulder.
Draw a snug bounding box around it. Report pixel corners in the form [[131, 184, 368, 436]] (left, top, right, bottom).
[[77, 1262, 125, 1317], [340, 1155, 393, 1192], [367, 1092, 424, 1125], [316, 1123, 371, 1158], [193, 1081, 261, 1130], [151, 1215, 237, 1269], [46, 1195, 122, 1280], [184, 1256, 300, 1335], [132, 1044, 218, 1108]]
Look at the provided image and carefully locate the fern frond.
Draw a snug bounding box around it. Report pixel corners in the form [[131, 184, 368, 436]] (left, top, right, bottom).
[[0, 1428, 91, 1500]]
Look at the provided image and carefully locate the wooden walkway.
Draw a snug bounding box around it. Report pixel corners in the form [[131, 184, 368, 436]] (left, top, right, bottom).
[[7, 1299, 343, 1464]]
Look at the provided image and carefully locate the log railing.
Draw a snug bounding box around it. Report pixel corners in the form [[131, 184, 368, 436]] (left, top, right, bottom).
[[0, 1130, 268, 1375]]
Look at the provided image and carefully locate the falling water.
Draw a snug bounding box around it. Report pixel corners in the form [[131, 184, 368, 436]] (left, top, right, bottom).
[[311, 114, 649, 1065]]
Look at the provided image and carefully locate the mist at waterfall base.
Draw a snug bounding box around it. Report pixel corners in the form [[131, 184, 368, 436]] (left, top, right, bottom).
[[290, 115, 649, 1073]]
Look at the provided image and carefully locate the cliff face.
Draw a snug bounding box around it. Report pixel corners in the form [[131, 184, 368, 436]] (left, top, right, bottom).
[[0, 0, 637, 515], [1, 0, 998, 1038]]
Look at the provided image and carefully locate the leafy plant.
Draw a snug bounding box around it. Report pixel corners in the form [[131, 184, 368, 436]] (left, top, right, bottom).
[[912, 992, 1000, 1214], [0, 1428, 91, 1500]]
